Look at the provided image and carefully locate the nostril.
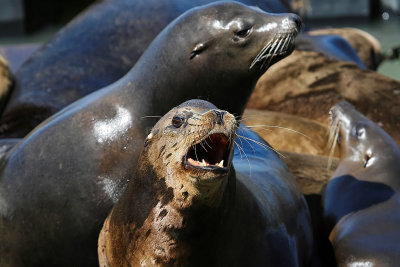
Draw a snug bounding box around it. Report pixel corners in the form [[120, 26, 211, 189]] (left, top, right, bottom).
[[213, 110, 226, 125], [289, 14, 302, 30]]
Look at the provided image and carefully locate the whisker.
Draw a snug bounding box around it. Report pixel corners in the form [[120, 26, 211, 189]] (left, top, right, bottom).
[[204, 138, 212, 149], [199, 141, 207, 152], [327, 122, 339, 170], [245, 124, 312, 140], [190, 117, 201, 121], [236, 133, 286, 159], [250, 33, 277, 69], [141, 115, 162, 119], [327, 118, 338, 146], [253, 39, 274, 64], [237, 133, 256, 154], [234, 140, 244, 160], [262, 34, 283, 69], [260, 36, 280, 69], [234, 138, 252, 175], [237, 132, 246, 151], [193, 145, 199, 162], [280, 33, 292, 54]]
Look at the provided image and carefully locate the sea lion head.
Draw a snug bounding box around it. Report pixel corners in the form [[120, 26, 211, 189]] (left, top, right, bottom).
[[329, 101, 400, 171], [142, 1, 301, 117], [142, 99, 237, 206], [181, 1, 302, 71], [177, 1, 302, 72]]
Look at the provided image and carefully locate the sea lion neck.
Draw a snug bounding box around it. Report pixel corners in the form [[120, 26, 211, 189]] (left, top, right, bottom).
[[106, 100, 238, 265], [107, 156, 235, 266], [114, 1, 301, 118]]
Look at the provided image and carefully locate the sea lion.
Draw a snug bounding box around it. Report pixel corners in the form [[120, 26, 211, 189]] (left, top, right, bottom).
[[279, 150, 338, 195], [322, 101, 400, 266], [98, 99, 313, 267], [0, 3, 301, 266], [0, 0, 293, 138], [246, 48, 400, 146], [295, 33, 367, 69], [307, 28, 384, 70], [242, 109, 335, 156]]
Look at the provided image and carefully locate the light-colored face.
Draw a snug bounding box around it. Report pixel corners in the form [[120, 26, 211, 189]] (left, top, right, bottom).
[[142, 99, 237, 205]]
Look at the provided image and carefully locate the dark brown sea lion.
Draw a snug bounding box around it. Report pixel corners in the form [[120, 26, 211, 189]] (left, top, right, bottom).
[[0, 3, 301, 266], [98, 99, 312, 267], [323, 101, 400, 266], [0, 0, 294, 138], [243, 109, 335, 156], [279, 150, 338, 195], [246, 49, 400, 146]]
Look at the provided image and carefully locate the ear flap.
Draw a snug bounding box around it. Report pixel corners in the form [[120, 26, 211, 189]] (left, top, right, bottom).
[[190, 42, 207, 60]]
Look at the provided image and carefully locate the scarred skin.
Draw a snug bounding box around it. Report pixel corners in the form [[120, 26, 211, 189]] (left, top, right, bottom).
[[323, 101, 400, 267], [0, 3, 301, 266], [0, 0, 293, 138], [98, 99, 313, 267]]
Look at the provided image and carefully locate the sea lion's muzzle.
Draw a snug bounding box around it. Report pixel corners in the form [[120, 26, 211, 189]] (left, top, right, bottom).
[[184, 133, 231, 172]]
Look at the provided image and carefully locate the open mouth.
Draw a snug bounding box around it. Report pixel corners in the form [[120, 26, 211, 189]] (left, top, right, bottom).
[[184, 133, 231, 172]]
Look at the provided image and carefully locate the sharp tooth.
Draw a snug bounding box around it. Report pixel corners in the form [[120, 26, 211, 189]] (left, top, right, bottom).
[[202, 159, 207, 166], [218, 160, 224, 168]]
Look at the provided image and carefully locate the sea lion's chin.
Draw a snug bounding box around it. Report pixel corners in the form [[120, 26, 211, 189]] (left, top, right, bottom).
[[183, 133, 232, 178]]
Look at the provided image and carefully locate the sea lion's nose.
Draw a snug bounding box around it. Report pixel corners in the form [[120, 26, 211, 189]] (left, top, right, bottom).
[[288, 14, 302, 31], [213, 110, 226, 125]]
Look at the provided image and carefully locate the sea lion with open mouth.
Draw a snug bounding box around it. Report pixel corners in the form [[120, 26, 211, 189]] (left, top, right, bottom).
[[98, 99, 313, 267], [0, 2, 301, 266], [323, 101, 400, 266]]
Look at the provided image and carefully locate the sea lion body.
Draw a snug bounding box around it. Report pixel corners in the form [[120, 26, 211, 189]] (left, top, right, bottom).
[[323, 101, 400, 266], [242, 109, 334, 156], [295, 33, 366, 69], [307, 28, 384, 70], [98, 100, 312, 267], [0, 3, 300, 266], [0, 0, 292, 138]]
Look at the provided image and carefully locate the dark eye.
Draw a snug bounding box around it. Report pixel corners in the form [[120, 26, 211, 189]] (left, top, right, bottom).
[[354, 123, 366, 138], [172, 116, 184, 128], [357, 128, 365, 138], [235, 27, 252, 38]]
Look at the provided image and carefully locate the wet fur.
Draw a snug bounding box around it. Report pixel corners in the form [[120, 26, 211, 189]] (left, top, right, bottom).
[[323, 101, 400, 266], [99, 100, 313, 266]]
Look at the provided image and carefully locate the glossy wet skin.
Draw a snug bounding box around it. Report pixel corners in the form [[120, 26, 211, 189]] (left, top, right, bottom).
[[329, 101, 400, 188], [323, 101, 400, 266], [0, 3, 302, 266], [99, 100, 312, 267], [184, 4, 300, 72], [144, 1, 301, 118], [0, 0, 294, 138]]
